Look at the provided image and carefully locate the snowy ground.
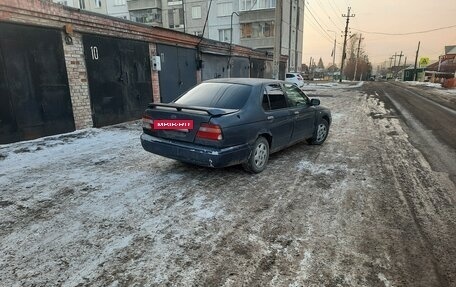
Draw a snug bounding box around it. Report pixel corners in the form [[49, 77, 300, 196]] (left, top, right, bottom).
[[1, 86, 456, 286], [402, 80, 456, 101], [301, 80, 364, 91]]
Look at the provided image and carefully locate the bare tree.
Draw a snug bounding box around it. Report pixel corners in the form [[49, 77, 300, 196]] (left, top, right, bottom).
[[342, 33, 372, 80]]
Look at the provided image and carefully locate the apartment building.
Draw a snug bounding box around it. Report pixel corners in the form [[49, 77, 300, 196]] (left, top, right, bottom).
[[53, 0, 130, 20], [126, 0, 303, 72], [127, 0, 185, 32]]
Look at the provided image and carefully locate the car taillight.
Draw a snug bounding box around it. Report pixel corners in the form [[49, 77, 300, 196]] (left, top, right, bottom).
[[196, 123, 223, 140], [142, 115, 154, 130]]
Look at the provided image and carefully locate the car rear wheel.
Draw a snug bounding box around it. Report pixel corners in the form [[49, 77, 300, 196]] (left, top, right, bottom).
[[307, 119, 329, 145], [243, 136, 269, 173]]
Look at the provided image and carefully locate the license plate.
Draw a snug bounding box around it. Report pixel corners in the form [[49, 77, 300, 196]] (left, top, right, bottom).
[[153, 119, 194, 130]]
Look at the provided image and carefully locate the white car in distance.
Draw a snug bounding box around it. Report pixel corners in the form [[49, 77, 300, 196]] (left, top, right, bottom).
[[285, 72, 305, 88]]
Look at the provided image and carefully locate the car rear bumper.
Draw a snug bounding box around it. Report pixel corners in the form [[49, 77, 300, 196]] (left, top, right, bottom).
[[141, 133, 251, 168]]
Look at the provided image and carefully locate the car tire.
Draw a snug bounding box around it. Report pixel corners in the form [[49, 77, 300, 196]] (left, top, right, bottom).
[[242, 136, 269, 173], [307, 119, 329, 145]]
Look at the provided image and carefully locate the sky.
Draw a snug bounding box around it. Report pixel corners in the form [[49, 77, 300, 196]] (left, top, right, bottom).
[[302, 0, 456, 69]]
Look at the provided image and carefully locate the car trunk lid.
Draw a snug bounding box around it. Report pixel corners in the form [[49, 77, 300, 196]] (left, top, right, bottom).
[[143, 103, 238, 143]]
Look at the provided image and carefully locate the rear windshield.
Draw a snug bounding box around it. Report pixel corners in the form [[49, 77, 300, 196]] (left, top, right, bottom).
[[174, 82, 251, 109]]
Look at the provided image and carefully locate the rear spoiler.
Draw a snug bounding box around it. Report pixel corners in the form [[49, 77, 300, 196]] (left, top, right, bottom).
[[147, 103, 238, 116]]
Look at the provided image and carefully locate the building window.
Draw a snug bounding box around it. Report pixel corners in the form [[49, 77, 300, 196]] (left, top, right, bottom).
[[263, 21, 274, 37], [94, 0, 101, 8], [168, 7, 184, 28], [79, 0, 86, 9], [130, 8, 162, 24], [219, 29, 231, 42], [192, 6, 201, 19], [241, 21, 274, 38], [239, 0, 251, 11], [114, 0, 126, 5], [241, 23, 251, 38], [239, 0, 275, 11], [217, 2, 232, 16]]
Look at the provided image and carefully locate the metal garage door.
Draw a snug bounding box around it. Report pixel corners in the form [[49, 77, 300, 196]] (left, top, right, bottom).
[[83, 34, 152, 127], [230, 56, 250, 78], [156, 44, 197, 103], [250, 58, 266, 78], [201, 53, 229, 81], [0, 23, 75, 144]]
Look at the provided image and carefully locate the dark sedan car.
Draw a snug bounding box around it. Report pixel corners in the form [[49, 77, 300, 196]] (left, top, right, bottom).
[[141, 78, 331, 173]]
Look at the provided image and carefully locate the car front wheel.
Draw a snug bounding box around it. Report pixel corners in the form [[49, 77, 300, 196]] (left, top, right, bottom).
[[307, 119, 329, 145], [243, 136, 269, 173]]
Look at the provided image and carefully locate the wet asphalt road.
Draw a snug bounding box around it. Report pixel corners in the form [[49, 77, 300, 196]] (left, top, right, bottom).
[[363, 81, 456, 184]]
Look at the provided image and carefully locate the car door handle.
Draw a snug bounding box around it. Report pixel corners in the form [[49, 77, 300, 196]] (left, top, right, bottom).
[[294, 111, 300, 115], [267, 116, 274, 120]]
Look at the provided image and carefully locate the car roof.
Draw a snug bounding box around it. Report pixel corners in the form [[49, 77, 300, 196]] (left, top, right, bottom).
[[204, 78, 284, 87]]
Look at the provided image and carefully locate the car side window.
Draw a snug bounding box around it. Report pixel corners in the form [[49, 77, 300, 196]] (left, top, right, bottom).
[[263, 84, 287, 111], [283, 83, 310, 107]]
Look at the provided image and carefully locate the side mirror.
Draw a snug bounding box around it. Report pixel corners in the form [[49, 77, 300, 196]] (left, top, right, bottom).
[[310, 99, 320, 106]]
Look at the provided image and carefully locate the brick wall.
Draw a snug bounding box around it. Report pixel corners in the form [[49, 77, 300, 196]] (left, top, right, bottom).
[[149, 43, 161, 104], [62, 32, 93, 129]]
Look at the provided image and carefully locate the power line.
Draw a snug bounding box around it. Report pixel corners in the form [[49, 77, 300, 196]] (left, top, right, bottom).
[[327, 0, 345, 26], [197, 0, 213, 46], [313, 0, 341, 30], [303, 17, 333, 44], [330, 0, 343, 14], [304, 5, 333, 39], [351, 24, 456, 36]]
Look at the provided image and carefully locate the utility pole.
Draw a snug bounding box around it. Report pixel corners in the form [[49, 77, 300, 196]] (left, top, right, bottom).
[[397, 51, 403, 80], [309, 57, 314, 78], [413, 41, 420, 81], [353, 34, 363, 81], [272, 0, 282, 79], [339, 7, 355, 82], [327, 30, 337, 67], [392, 52, 398, 78], [389, 56, 394, 79], [397, 51, 403, 67]]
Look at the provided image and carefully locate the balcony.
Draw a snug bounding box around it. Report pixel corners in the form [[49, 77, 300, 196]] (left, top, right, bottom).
[[127, 0, 161, 11]]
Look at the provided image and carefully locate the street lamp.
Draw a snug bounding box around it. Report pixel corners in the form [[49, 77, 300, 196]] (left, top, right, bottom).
[[228, 11, 239, 77], [230, 11, 239, 46]]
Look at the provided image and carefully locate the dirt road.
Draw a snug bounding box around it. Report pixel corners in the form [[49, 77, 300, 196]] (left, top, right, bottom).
[[1, 84, 455, 286]]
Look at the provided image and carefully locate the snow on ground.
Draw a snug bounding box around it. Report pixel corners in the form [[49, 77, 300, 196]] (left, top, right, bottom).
[[1, 84, 455, 286], [403, 80, 456, 96], [301, 80, 364, 91]]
